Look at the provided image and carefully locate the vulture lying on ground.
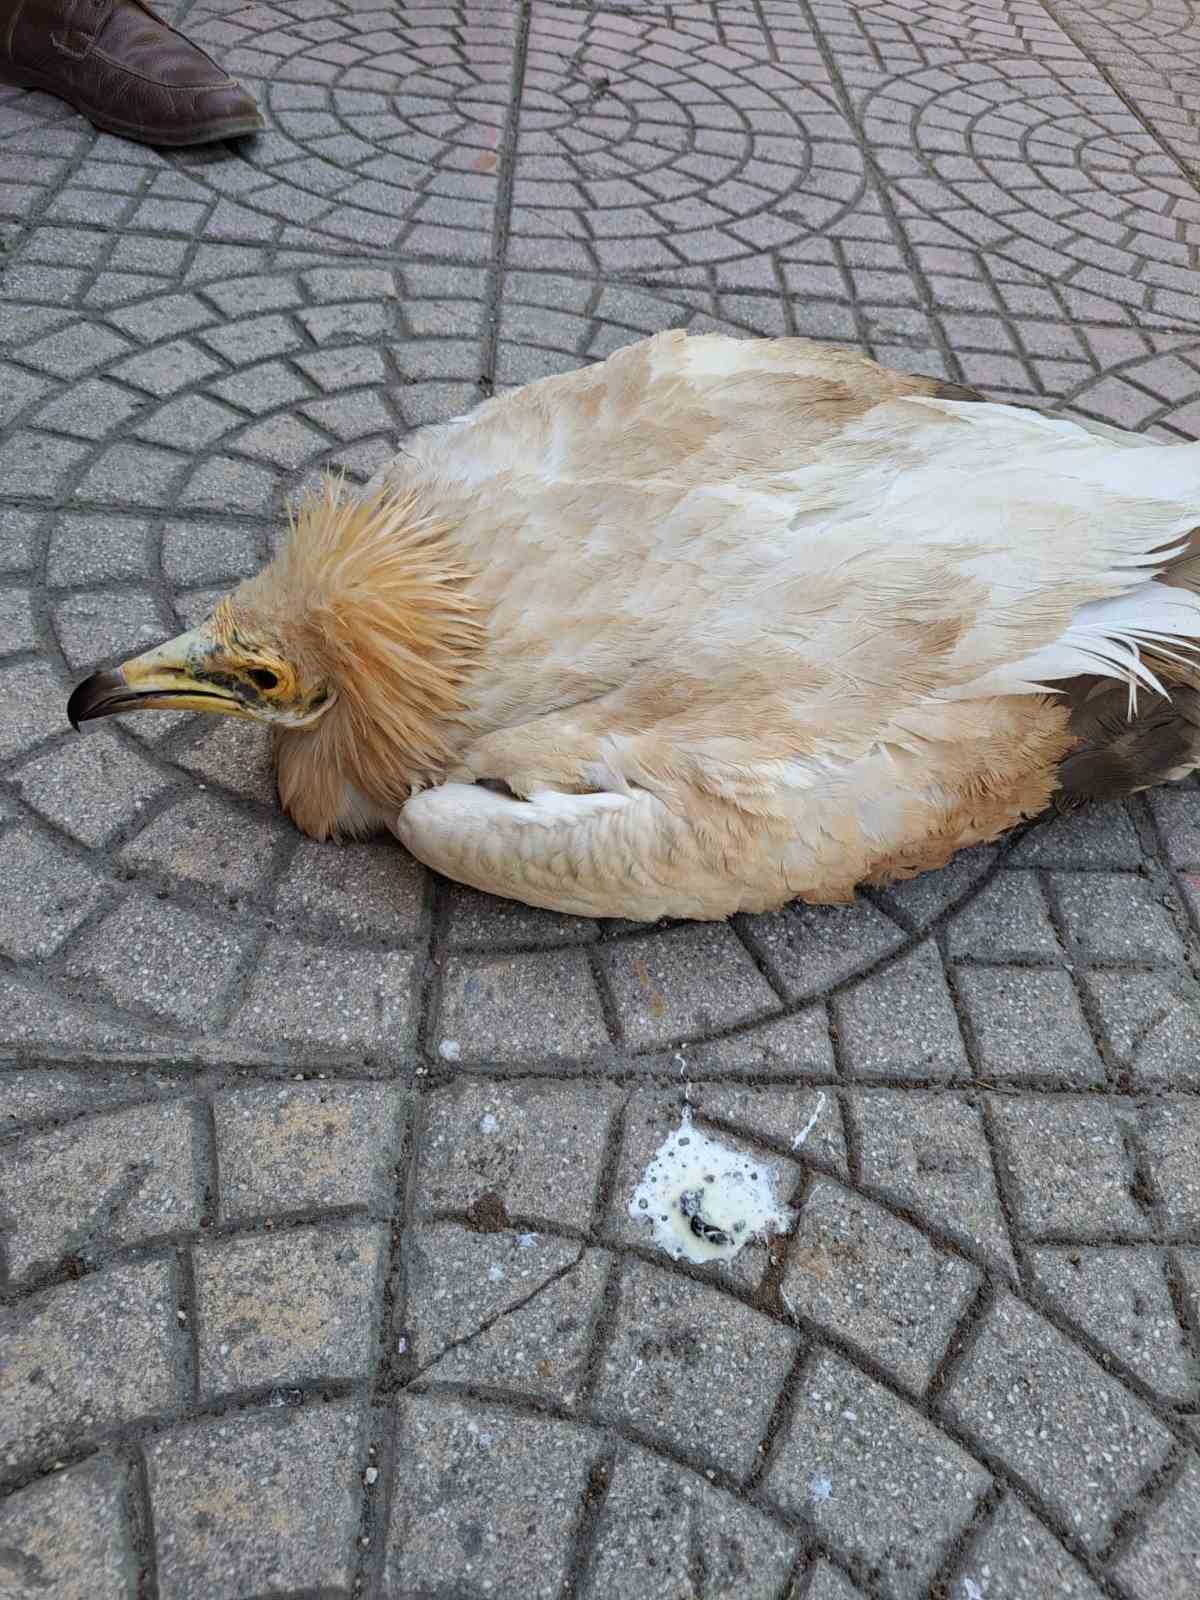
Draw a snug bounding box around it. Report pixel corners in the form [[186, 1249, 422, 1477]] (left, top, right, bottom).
[[68, 332, 1200, 921]]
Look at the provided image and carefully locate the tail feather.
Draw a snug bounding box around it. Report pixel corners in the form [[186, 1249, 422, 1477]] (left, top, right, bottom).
[[1058, 528, 1200, 803], [1058, 673, 1200, 804]]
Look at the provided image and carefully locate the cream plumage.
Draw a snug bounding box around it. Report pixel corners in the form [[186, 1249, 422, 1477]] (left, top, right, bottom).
[[68, 332, 1200, 921]]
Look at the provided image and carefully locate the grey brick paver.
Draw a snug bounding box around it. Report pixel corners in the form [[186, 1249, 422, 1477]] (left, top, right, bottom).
[[942, 1293, 1173, 1550], [148, 1403, 364, 1600], [0, 1099, 199, 1280], [958, 1493, 1107, 1600], [193, 1222, 385, 1392], [593, 1256, 801, 1478], [4, 0, 1200, 1589], [0, 1455, 136, 1600], [767, 1349, 990, 1598], [1, 1260, 180, 1463], [785, 1178, 980, 1392]]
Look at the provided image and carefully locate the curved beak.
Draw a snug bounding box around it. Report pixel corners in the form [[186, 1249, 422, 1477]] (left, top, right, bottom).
[[67, 627, 251, 729]]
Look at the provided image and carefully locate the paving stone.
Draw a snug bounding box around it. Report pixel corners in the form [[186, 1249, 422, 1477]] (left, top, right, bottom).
[[444, 880, 596, 946], [121, 791, 280, 899], [1028, 1247, 1195, 1400], [274, 836, 426, 940], [685, 1009, 836, 1073], [803, 1563, 865, 1600], [407, 1224, 606, 1404], [134, 393, 241, 451], [53, 588, 165, 670], [214, 1081, 403, 1221], [854, 1090, 1015, 1274], [34, 377, 146, 439], [73, 443, 188, 509], [0, 1066, 118, 1129], [201, 274, 304, 318], [303, 389, 395, 441], [294, 344, 388, 391], [742, 898, 906, 999], [108, 293, 213, 344], [113, 338, 225, 397], [941, 1293, 1172, 1551], [1112, 1455, 1200, 1600], [0, 1454, 135, 1600], [690, 1083, 846, 1175], [767, 1349, 989, 1597], [232, 413, 328, 469], [234, 941, 416, 1050], [1138, 1098, 1200, 1234], [1148, 783, 1200, 867], [1051, 872, 1184, 962], [0, 826, 107, 959], [785, 1178, 979, 1392], [209, 358, 313, 414], [836, 942, 966, 1080], [0, 968, 165, 1056], [194, 1222, 384, 1393], [170, 585, 227, 630], [180, 455, 280, 516], [159, 519, 262, 585], [0, 583, 37, 653], [65, 896, 250, 1029], [385, 1399, 598, 1600], [0, 1259, 179, 1464], [594, 1256, 800, 1478], [602, 924, 778, 1047], [0, 1098, 199, 1281], [958, 1492, 1106, 1600], [0, 506, 43, 572], [945, 872, 1059, 960], [20, 320, 131, 378], [45, 511, 151, 584], [173, 718, 275, 803], [1012, 799, 1145, 868], [415, 1081, 622, 1231], [989, 1096, 1150, 1240], [149, 1402, 362, 1600], [436, 949, 610, 1062], [1085, 970, 1200, 1087], [582, 1442, 796, 1600], [955, 966, 1103, 1085], [0, 429, 90, 501], [0, 361, 54, 429]]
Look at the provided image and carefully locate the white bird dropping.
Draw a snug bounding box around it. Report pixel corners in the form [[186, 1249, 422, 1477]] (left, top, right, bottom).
[[628, 1110, 795, 1265]]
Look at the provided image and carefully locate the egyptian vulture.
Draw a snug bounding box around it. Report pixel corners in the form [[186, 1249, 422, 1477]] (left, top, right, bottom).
[[68, 332, 1200, 921]]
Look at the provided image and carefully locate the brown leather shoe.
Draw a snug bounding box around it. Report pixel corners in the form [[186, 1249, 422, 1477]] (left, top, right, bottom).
[[0, 0, 263, 147]]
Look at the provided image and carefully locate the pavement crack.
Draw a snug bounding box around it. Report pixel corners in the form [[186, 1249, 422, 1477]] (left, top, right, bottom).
[[61, 1161, 150, 1262], [409, 1247, 588, 1384]]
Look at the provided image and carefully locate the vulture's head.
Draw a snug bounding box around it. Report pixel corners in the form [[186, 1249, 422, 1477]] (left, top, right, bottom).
[[66, 476, 485, 836], [67, 597, 333, 731]]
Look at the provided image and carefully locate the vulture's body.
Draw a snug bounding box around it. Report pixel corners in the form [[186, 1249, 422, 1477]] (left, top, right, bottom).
[[70, 333, 1200, 920]]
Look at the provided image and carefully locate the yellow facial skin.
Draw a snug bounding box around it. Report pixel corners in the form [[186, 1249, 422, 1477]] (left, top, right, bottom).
[[66, 618, 333, 731]]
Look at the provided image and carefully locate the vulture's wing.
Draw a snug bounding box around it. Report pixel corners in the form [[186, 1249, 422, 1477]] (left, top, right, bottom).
[[393, 781, 736, 922]]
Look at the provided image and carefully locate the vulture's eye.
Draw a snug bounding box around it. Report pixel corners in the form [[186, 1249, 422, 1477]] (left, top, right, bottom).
[[248, 668, 279, 690]]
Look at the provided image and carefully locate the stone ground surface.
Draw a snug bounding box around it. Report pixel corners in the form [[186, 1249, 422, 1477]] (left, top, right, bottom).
[[4, 0, 1200, 1595]]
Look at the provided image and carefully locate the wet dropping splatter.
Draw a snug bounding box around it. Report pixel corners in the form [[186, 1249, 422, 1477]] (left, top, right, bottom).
[[628, 1109, 794, 1264], [791, 1091, 826, 1149]]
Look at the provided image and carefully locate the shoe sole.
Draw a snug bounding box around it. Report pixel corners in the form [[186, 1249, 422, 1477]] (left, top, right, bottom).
[[2, 72, 262, 147]]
